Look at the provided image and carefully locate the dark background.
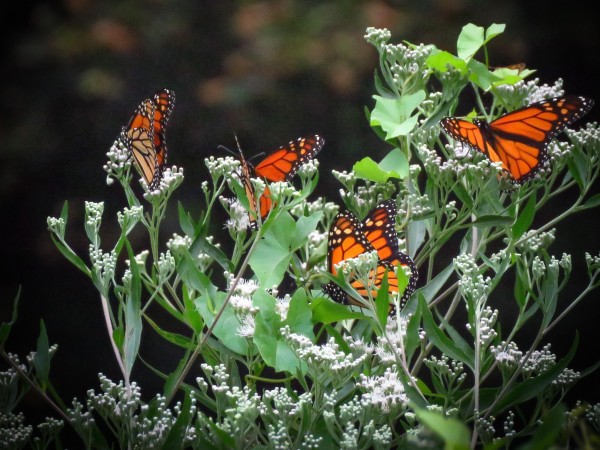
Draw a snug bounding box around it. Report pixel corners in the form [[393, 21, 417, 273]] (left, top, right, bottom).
[[2, 0, 599, 438]]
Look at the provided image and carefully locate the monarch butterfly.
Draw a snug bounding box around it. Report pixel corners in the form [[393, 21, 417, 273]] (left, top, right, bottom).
[[441, 96, 594, 183], [122, 88, 175, 189], [236, 135, 325, 226], [323, 200, 418, 312]]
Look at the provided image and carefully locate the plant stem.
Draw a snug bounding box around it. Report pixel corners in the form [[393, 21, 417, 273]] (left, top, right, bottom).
[[164, 230, 263, 405]]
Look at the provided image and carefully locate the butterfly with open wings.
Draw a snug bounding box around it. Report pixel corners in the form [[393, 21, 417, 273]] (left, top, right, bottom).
[[235, 135, 325, 227], [441, 95, 594, 183], [323, 200, 418, 313]]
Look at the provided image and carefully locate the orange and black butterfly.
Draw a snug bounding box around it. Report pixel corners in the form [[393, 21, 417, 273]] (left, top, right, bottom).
[[237, 135, 325, 226], [122, 89, 175, 189], [323, 200, 418, 312], [441, 96, 593, 183]]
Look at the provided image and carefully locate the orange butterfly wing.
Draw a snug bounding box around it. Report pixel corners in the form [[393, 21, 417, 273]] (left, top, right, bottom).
[[323, 211, 377, 306], [151, 89, 175, 168], [441, 96, 593, 183], [124, 88, 175, 189], [324, 201, 418, 311], [240, 135, 325, 227], [361, 200, 418, 305], [254, 135, 325, 182]]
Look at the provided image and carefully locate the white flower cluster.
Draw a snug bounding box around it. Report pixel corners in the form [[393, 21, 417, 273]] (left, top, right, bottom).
[[424, 354, 467, 388], [466, 306, 498, 346], [222, 197, 252, 232], [0, 412, 32, 447], [491, 341, 523, 370], [80, 374, 189, 449], [296, 158, 320, 177], [204, 156, 240, 179], [282, 327, 368, 378], [89, 246, 117, 282], [585, 251, 600, 272], [454, 254, 492, 303], [143, 165, 184, 199], [157, 250, 176, 281], [372, 316, 409, 364], [517, 228, 556, 253], [566, 121, 600, 152], [104, 134, 132, 185], [166, 233, 192, 255], [46, 216, 66, 239], [85, 201, 104, 231], [357, 365, 409, 413], [117, 205, 143, 232], [290, 196, 339, 218], [364, 27, 391, 47], [552, 368, 580, 387], [475, 410, 496, 442], [522, 344, 556, 376]]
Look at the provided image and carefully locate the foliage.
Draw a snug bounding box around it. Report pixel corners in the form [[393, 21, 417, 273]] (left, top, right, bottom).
[[2, 23, 600, 449]]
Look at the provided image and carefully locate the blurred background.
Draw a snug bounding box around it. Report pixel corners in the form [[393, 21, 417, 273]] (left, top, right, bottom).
[[2, 0, 600, 437]]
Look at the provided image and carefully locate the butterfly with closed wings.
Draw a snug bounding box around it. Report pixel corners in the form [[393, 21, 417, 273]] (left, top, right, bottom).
[[121, 88, 175, 190], [441, 95, 594, 183], [235, 135, 325, 227], [323, 200, 418, 313]]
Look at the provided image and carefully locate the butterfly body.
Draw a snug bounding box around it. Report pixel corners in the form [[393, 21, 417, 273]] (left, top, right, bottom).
[[123, 88, 175, 189], [441, 96, 593, 183], [324, 200, 418, 313], [237, 135, 325, 226]]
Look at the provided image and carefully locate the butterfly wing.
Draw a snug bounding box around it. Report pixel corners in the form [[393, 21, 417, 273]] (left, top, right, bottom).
[[441, 96, 594, 183], [124, 88, 175, 189], [242, 135, 324, 226], [361, 200, 418, 305], [125, 98, 161, 188], [254, 135, 325, 182], [323, 211, 374, 305], [151, 89, 175, 170]]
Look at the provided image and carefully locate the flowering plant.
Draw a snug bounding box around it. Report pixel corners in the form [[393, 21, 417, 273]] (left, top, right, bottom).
[[2, 23, 600, 449]]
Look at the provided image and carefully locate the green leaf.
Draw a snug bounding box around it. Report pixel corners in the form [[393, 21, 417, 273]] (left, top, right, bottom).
[[195, 292, 249, 355], [415, 408, 470, 450], [163, 392, 194, 450], [468, 59, 501, 91], [375, 271, 390, 326], [49, 235, 91, 278], [290, 213, 323, 251], [404, 300, 422, 362], [33, 320, 50, 389], [163, 349, 192, 400], [420, 295, 473, 369], [189, 234, 232, 273], [472, 214, 514, 228], [145, 316, 195, 350], [353, 148, 409, 182], [379, 148, 410, 177], [254, 291, 304, 373], [310, 297, 365, 324], [485, 23, 506, 42], [512, 195, 536, 240], [516, 404, 565, 450], [370, 92, 426, 140], [249, 212, 298, 287], [582, 193, 600, 209], [425, 50, 468, 73], [124, 243, 143, 379], [456, 23, 505, 62], [457, 23, 485, 61], [0, 288, 20, 345], [285, 289, 314, 338]]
